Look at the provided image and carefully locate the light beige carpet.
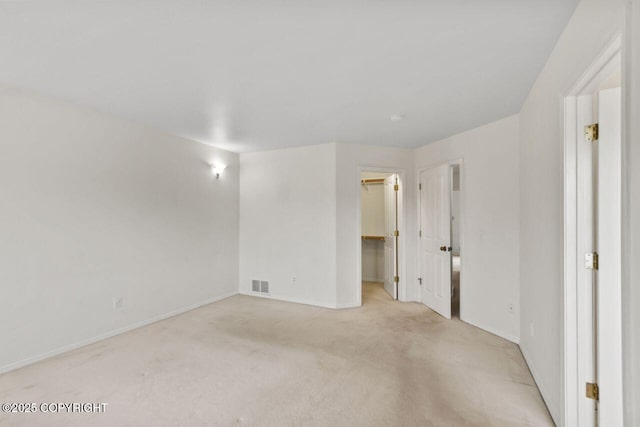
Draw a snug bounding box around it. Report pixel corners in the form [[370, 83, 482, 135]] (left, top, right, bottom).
[[0, 282, 553, 426]]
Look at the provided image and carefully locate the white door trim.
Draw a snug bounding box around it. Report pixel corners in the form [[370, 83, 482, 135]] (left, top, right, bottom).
[[563, 34, 621, 427], [357, 166, 406, 305], [621, 3, 639, 422], [597, 87, 623, 426]]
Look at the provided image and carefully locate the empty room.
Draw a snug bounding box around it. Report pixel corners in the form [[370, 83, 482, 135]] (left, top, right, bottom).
[[1, 1, 639, 426]]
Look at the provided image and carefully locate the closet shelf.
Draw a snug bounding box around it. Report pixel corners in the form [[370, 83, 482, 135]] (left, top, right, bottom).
[[361, 179, 385, 185], [361, 235, 385, 241]]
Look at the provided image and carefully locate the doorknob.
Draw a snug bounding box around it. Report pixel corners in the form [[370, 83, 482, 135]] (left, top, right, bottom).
[[440, 246, 447, 251], [447, 247, 452, 252]]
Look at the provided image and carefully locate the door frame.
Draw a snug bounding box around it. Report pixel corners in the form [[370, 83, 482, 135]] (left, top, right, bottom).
[[416, 159, 465, 318], [357, 166, 406, 304], [563, 34, 621, 427]]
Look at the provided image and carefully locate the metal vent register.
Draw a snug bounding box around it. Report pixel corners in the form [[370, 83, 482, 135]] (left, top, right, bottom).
[[252, 280, 269, 294]]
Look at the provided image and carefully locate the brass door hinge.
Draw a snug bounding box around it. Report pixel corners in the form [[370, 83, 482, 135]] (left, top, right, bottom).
[[394, 276, 399, 283], [586, 382, 599, 401], [418, 183, 422, 191], [419, 230, 422, 237], [585, 123, 599, 142], [394, 184, 399, 191], [585, 252, 599, 270], [394, 230, 399, 237]]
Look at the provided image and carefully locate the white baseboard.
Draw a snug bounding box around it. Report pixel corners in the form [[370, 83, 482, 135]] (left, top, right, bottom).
[[0, 291, 238, 375], [238, 290, 337, 309], [460, 316, 520, 344], [335, 302, 360, 309], [519, 343, 558, 426]]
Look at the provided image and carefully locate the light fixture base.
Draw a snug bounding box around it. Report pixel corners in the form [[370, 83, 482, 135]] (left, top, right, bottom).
[[211, 163, 227, 179]]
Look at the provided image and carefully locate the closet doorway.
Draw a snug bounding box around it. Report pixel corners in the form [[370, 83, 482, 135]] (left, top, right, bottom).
[[360, 170, 401, 302]]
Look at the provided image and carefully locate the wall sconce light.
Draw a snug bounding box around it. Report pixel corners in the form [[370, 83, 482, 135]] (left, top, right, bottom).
[[211, 163, 227, 179]]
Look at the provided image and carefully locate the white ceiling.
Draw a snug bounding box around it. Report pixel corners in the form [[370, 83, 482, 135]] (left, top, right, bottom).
[[0, 0, 578, 152]]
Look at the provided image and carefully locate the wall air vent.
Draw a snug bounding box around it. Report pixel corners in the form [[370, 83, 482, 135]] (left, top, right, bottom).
[[252, 280, 269, 294]]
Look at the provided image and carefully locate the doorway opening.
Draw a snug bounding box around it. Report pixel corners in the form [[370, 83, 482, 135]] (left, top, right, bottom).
[[450, 164, 462, 318], [417, 160, 464, 320], [360, 170, 401, 304], [563, 36, 622, 426]]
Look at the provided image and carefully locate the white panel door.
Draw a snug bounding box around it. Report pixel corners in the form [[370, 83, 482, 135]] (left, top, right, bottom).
[[597, 87, 623, 426], [383, 175, 397, 299], [419, 164, 451, 319]]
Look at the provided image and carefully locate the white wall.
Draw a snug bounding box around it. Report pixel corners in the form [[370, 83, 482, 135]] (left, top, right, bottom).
[[517, 0, 626, 423], [239, 144, 337, 307], [414, 115, 520, 343], [336, 144, 416, 308], [240, 144, 414, 309], [361, 240, 384, 282], [0, 86, 239, 373], [624, 1, 640, 424]]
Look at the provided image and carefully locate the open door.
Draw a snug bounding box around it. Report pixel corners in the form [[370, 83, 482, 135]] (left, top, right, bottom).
[[563, 43, 622, 426], [383, 174, 398, 299], [419, 164, 451, 319], [596, 87, 623, 425]]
